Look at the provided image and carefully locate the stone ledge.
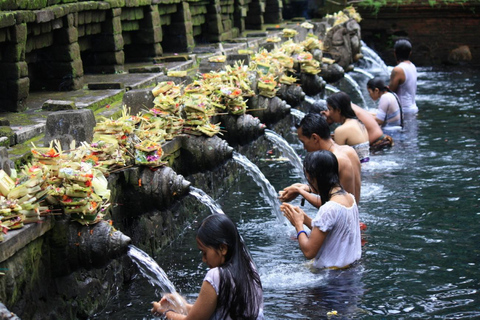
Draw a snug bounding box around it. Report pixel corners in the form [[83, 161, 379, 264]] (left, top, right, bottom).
[[0, 217, 54, 263], [12, 123, 46, 145]]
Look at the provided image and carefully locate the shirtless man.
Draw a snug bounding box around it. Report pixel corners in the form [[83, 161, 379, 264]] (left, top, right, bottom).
[[389, 39, 418, 114], [279, 113, 361, 207]]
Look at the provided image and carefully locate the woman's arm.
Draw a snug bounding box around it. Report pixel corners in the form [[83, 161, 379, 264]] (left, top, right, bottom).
[[153, 281, 217, 320], [279, 184, 322, 208], [298, 226, 327, 259], [281, 203, 327, 259]]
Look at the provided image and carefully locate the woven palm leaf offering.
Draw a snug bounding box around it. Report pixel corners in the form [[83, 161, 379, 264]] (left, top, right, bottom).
[[302, 36, 323, 51], [296, 52, 321, 74], [279, 74, 298, 85], [167, 70, 187, 77], [279, 39, 304, 56], [182, 94, 220, 136], [94, 116, 135, 148], [227, 96, 248, 115], [267, 36, 282, 43], [271, 51, 294, 71], [257, 74, 278, 98], [300, 21, 314, 29], [30, 141, 62, 166], [224, 63, 255, 98], [133, 136, 167, 168], [281, 28, 298, 38], [344, 5, 362, 23], [80, 134, 129, 173], [208, 55, 226, 63], [152, 81, 175, 97], [0, 163, 48, 227]]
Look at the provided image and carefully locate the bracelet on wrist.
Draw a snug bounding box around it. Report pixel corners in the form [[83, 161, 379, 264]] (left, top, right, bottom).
[[297, 230, 307, 239]]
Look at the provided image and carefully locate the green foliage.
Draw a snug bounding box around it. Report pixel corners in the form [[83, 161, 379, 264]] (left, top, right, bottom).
[[358, 0, 470, 15]]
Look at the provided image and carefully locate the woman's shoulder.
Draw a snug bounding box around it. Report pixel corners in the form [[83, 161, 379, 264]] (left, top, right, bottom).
[[328, 193, 356, 209]]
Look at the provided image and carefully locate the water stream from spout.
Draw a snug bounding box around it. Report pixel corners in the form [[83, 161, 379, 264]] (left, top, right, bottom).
[[343, 73, 368, 107], [127, 245, 177, 293], [289, 108, 305, 121], [189, 186, 225, 215], [232, 152, 286, 223], [351, 68, 375, 79], [265, 129, 303, 176], [325, 84, 340, 94], [360, 41, 390, 75]]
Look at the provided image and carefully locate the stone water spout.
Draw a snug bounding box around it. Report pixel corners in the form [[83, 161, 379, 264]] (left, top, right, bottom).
[[247, 96, 291, 125], [319, 62, 345, 83], [219, 114, 265, 146], [179, 135, 234, 174], [110, 166, 191, 211], [49, 219, 131, 276], [299, 73, 326, 96], [276, 84, 306, 108]]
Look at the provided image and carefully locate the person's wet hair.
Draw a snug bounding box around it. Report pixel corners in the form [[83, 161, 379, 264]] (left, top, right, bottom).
[[297, 112, 331, 139], [197, 214, 262, 320], [326, 92, 357, 119], [367, 77, 388, 92], [394, 39, 412, 62], [303, 150, 343, 204]]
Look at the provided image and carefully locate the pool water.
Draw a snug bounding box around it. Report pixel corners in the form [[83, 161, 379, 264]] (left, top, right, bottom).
[[93, 65, 480, 319]]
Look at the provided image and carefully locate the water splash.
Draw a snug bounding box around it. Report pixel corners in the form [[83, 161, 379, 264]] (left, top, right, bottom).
[[128, 245, 176, 293], [360, 41, 390, 75], [344, 73, 368, 107], [325, 84, 340, 94], [265, 129, 303, 176], [233, 151, 286, 223], [351, 68, 375, 79], [290, 108, 305, 122], [189, 186, 225, 215]]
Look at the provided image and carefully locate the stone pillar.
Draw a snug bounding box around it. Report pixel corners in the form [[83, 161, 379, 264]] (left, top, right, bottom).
[[264, 0, 282, 24], [245, 0, 265, 30], [207, 0, 224, 42], [132, 5, 163, 58], [189, 2, 207, 40], [0, 15, 29, 112], [164, 1, 194, 53], [233, 0, 249, 33], [50, 13, 84, 91], [88, 8, 124, 73]]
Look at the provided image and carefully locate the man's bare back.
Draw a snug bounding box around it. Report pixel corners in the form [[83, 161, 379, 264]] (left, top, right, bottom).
[[331, 143, 361, 204]]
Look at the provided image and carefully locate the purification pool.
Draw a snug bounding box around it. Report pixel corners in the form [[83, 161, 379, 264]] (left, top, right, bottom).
[[93, 64, 480, 319]]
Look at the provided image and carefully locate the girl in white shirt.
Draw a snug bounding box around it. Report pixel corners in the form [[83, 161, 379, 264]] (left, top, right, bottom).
[[281, 150, 361, 269], [152, 214, 264, 319]]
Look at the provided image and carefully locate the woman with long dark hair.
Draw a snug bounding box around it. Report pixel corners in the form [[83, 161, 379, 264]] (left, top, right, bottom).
[[152, 214, 264, 319], [367, 77, 403, 128], [281, 150, 361, 269], [324, 92, 370, 163]]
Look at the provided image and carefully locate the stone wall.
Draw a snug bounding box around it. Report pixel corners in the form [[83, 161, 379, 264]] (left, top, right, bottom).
[[0, 0, 283, 112], [355, 1, 480, 66]]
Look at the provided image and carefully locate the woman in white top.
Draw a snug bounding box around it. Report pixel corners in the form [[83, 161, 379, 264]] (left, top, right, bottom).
[[281, 150, 361, 269], [367, 77, 403, 128], [152, 214, 264, 320]]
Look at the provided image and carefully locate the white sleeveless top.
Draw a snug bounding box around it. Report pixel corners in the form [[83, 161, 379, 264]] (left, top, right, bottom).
[[396, 61, 418, 114], [311, 194, 362, 269], [204, 267, 264, 320], [376, 91, 401, 127]]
